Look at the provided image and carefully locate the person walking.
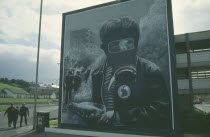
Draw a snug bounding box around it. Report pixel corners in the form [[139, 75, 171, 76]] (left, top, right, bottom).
[[73, 71, 82, 92], [4, 103, 15, 127], [19, 103, 29, 127], [65, 70, 74, 104], [12, 106, 20, 128]]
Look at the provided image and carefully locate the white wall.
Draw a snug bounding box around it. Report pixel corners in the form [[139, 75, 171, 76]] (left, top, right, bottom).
[[37, 95, 50, 99], [50, 93, 56, 99]]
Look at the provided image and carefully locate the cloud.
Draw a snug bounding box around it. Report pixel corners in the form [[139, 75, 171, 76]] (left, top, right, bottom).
[[40, 0, 115, 48], [0, 0, 210, 83], [0, 0, 115, 83], [172, 0, 210, 34], [0, 44, 60, 84], [0, 0, 62, 49], [41, 14, 62, 48], [1, 0, 210, 45], [42, 0, 115, 15], [0, 0, 115, 50], [0, 0, 39, 40]]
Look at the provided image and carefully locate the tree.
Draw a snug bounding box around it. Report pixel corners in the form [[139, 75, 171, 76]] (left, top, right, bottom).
[[0, 77, 9, 84], [11, 79, 15, 83]]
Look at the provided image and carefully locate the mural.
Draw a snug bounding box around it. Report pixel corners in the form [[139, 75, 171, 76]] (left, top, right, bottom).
[[60, 0, 177, 133]]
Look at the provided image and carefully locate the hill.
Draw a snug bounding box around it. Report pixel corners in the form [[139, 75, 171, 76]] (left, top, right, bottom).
[[0, 83, 22, 90]]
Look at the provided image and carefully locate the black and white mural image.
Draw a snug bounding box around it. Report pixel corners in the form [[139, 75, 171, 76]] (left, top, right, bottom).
[[60, 0, 176, 132]]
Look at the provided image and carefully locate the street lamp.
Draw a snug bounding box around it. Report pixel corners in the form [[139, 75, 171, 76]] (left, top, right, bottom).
[[33, 0, 43, 130]]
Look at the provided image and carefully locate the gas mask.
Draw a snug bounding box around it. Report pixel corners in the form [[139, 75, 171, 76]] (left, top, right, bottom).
[[106, 37, 136, 66], [108, 64, 136, 100], [104, 37, 137, 105], [108, 64, 137, 125]]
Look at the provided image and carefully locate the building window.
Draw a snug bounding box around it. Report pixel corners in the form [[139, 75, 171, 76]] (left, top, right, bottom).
[[191, 70, 210, 79], [175, 42, 186, 54], [175, 38, 210, 54], [190, 39, 210, 53], [191, 67, 210, 79], [190, 48, 210, 53]]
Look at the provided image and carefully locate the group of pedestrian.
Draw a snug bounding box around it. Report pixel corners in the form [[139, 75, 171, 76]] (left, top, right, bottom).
[[65, 70, 82, 104], [4, 103, 29, 128]]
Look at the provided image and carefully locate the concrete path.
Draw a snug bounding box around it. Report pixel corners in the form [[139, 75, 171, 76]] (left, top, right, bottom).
[[194, 103, 210, 113], [22, 131, 88, 137], [0, 125, 34, 137]]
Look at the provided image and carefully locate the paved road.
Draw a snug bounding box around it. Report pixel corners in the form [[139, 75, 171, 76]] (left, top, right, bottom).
[[0, 104, 58, 137], [194, 103, 210, 113]]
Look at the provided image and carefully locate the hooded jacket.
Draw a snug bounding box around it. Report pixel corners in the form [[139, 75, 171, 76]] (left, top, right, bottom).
[[92, 56, 172, 129]]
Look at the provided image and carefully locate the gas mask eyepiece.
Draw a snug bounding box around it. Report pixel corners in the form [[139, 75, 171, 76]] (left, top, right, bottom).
[[108, 37, 135, 54]]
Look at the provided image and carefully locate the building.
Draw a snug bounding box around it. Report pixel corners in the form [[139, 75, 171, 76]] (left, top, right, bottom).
[[0, 88, 29, 98], [30, 90, 56, 99], [29, 83, 58, 99], [175, 30, 210, 112], [70, 28, 99, 49], [65, 28, 101, 71]]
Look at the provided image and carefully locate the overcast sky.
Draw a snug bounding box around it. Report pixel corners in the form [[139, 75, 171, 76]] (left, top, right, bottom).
[[0, 0, 210, 84]]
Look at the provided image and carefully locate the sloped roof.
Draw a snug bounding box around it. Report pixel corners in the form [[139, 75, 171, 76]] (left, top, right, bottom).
[[3, 88, 29, 95]]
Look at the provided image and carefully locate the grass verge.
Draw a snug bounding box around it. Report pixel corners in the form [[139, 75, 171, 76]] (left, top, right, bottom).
[[0, 106, 8, 111], [50, 119, 58, 126], [0, 98, 52, 103], [0, 83, 22, 89]]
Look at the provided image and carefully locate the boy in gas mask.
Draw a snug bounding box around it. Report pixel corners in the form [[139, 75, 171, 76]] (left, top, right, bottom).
[[91, 16, 171, 129]]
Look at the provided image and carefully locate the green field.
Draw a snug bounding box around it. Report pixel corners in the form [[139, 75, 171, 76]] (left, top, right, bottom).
[[0, 98, 52, 103], [50, 119, 58, 126], [0, 83, 22, 89], [0, 106, 8, 111]]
